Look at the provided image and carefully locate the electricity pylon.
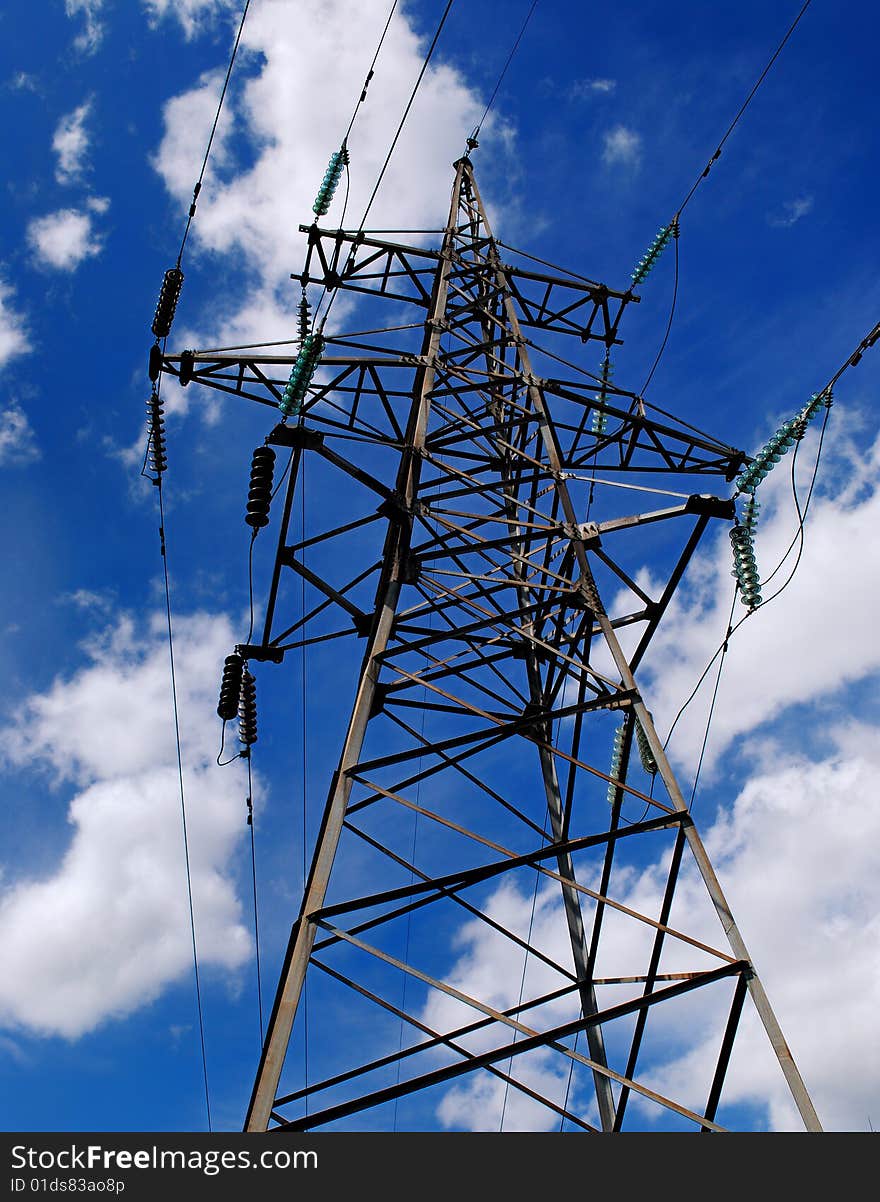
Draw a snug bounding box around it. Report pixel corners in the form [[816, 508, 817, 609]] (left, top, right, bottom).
[[157, 154, 821, 1132]]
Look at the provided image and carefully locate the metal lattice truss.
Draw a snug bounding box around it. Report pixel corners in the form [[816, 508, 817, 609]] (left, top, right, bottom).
[[159, 156, 820, 1133]]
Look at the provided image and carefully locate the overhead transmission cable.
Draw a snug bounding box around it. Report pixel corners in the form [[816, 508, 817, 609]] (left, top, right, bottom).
[[674, 0, 813, 221], [343, 0, 400, 145], [143, 0, 256, 1120], [309, 0, 457, 337], [659, 298, 878, 781], [155, 472, 213, 1131], [629, 0, 813, 390], [661, 378, 842, 770], [176, 0, 252, 268], [470, 0, 540, 146]]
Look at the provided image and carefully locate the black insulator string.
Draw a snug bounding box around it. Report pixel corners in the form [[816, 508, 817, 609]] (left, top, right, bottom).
[[156, 478, 213, 1130], [471, 0, 540, 144], [674, 0, 812, 220], [177, 0, 252, 267], [215, 530, 256, 768]]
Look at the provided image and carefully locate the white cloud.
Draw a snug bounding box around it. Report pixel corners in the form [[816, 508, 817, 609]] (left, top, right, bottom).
[[641, 420, 880, 775], [59, 588, 116, 613], [27, 209, 102, 271], [143, 0, 236, 40], [0, 403, 39, 466], [769, 195, 814, 228], [65, 0, 105, 54], [0, 611, 253, 1038], [0, 278, 30, 368], [602, 125, 642, 168], [424, 723, 880, 1131], [648, 727, 880, 1131], [9, 72, 39, 93], [151, 0, 491, 348], [53, 100, 93, 184], [570, 78, 616, 98]]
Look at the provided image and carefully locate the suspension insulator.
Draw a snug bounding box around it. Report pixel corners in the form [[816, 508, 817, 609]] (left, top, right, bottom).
[[245, 445, 276, 529], [630, 220, 676, 287], [151, 267, 184, 339], [729, 525, 762, 610], [313, 147, 347, 218], [736, 394, 832, 494], [297, 293, 312, 343], [606, 723, 626, 805], [238, 668, 258, 747], [742, 493, 760, 532], [591, 354, 613, 434], [146, 389, 167, 476], [280, 333, 325, 417], [635, 718, 658, 777], [217, 652, 244, 721]]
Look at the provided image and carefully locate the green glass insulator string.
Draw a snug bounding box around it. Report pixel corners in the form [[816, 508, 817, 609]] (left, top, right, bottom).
[[630, 221, 677, 287], [280, 333, 325, 418]]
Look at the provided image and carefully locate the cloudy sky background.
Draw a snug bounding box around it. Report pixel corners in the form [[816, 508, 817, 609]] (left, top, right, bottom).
[[0, 0, 877, 1131]]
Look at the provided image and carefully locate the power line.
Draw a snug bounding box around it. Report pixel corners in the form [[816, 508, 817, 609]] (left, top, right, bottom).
[[471, 0, 540, 144], [314, 0, 458, 334], [674, 0, 813, 220], [246, 752, 264, 1048], [662, 400, 834, 760], [354, 0, 457, 236], [177, 0, 252, 267], [343, 0, 400, 145], [156, 479, 213, 1131], [640, 223, 679, 395], [634, 2, 812, 393]]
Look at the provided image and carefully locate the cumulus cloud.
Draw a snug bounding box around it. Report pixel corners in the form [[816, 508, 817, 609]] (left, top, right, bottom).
[[0, 403, 39, 467], [602, 124, 641, 168], [53, 100, 93, 184], [424, 723, 880, 1131], [65, 0, 105, 54], [151, 0, 491, 348], [27, 209, 102, 271], [648, 727, 880, 1131], [0, 611, 253, 1038], [0, 278, 30, 368]]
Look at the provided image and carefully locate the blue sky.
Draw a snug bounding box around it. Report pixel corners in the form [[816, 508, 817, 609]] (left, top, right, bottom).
[[0, 0, 878, 1133]]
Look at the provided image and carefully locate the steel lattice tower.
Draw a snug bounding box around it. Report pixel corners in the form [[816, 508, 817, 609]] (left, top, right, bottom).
[[157, 156, 821, 1132]]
